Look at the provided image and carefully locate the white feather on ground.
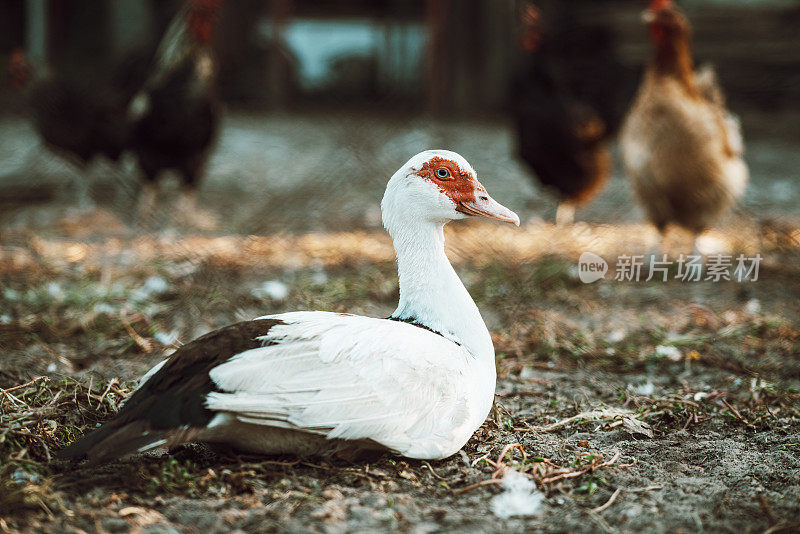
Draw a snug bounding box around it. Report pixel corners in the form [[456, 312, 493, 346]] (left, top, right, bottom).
[[490, 470, 544, 519], [252, 280, 289, 301]]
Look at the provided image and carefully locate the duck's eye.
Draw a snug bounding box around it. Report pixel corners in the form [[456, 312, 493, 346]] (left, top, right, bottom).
[[435, 167, 451, 179]]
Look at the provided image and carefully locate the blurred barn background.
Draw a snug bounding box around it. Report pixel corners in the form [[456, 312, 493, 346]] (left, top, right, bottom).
[[0, 0, 798, 235], [3, 0, 798, 110]]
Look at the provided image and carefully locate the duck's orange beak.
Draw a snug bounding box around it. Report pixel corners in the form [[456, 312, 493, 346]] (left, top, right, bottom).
[[456, 193, 520, 226]]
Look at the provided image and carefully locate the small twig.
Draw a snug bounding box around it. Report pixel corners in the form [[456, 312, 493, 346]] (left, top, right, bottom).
[[764, 406, 779, 421], [541, 467, 592, 485], [616, 456, 638, 468], [491, 402, 503, 428], [422, 461, 444, 480], [36, 496, 54, 520], [591, 488, 622, 514], [764, 524, 800, 534], [120, 314, 153, 352], [626, 485, 663, 493], [496, 443, 526, 462], [456, 442, 528, 493], [0, 376, 47, 399], [682, 413, 695, 430], [540, 450, 619, 485], [491, 443, 527, 480], [452, 478, 504, 495], [2, 391, 24, 407], [96, 378, 118, 409], [470, 452, 492, 468], [587, 510, 616, 534], [300, 461, 329, 470], [257, 458, 301, 467], [497, 390, 543, 398], [522, 408, 633, 433], [721, 398, 755, 429], [597, 450, 621, 469]]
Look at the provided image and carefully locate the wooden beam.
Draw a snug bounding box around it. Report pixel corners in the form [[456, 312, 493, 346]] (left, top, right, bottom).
[[268, 0, 292, 109], [25, 0, 46, 64], [425, 0, 448, 115]]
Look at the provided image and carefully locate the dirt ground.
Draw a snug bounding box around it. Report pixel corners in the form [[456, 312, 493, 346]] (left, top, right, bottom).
[[1, 112, 799, 533]]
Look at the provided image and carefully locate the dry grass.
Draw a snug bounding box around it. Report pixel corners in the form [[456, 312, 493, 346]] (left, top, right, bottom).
[[3, 211, 796, 276]]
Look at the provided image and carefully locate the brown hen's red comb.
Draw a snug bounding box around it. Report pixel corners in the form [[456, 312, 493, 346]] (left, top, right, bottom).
[[649, 0, 672, 10]]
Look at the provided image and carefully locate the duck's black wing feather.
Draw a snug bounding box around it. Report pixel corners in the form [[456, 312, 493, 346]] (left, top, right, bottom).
[[57, 318, 281, 465]]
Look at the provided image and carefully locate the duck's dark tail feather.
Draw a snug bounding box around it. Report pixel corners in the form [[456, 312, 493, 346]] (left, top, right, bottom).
[[57, 421, 200, 466]]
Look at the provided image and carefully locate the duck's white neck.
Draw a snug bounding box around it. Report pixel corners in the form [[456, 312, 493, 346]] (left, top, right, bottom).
[[387, 220, 494, 361]]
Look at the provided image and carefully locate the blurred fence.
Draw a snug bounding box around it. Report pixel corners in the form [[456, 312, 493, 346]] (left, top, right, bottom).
[[1, 0, 798, 113]]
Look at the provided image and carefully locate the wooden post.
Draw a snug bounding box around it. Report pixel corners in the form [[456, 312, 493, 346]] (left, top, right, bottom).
[[426, 0, 448, 115], [25, 0, 47, 65], [268, 0, 292, 109]]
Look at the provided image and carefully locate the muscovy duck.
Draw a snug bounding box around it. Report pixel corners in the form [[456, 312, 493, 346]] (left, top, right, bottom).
[[58, 150, 519, 463]]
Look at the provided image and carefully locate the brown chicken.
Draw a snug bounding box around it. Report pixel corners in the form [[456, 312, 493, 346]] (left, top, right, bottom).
[[620, 0, 748, 251]]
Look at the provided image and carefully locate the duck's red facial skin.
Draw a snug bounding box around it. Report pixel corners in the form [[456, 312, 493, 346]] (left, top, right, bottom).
[[414, 155, 520, 225], [417, 157, 480, 204]]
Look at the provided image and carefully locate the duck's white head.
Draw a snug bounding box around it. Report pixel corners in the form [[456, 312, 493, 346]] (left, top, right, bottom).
[[381, 150, 518, 360], [381, 150, 520, 233]]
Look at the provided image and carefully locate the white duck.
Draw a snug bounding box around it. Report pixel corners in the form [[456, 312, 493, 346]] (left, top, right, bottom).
[[58, 150, 519, 463]]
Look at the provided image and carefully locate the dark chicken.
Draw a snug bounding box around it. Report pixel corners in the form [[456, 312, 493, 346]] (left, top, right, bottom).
[[127, 0, 223, 223], [7, 48, 148, 206], [511, 3, 632, 225]]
